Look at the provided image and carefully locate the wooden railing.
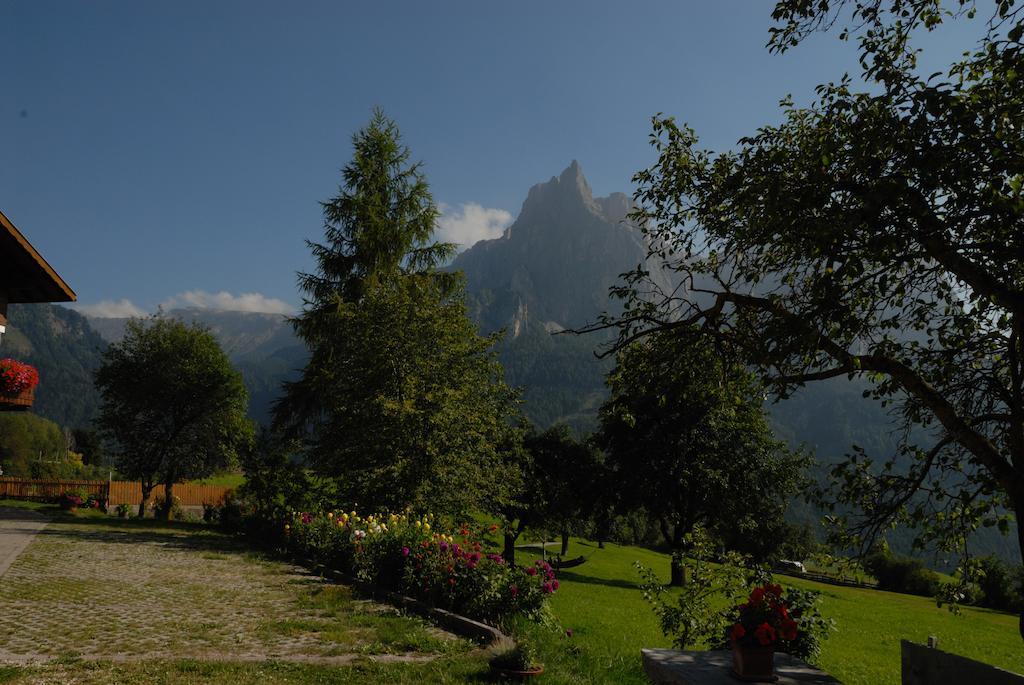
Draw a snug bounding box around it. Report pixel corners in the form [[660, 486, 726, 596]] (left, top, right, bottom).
[[0, 477, 232, 507]]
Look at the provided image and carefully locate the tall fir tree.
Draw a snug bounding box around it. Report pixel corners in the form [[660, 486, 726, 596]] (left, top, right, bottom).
[[275, 110, 519, 515]]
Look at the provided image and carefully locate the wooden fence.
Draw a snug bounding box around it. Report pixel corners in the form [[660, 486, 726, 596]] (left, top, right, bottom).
[[107, 481, 231, 507], [0, 477, 232, 507]]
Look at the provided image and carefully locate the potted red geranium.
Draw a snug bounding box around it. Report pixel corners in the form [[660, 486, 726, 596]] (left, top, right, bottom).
[[727, 583, 799, 682], [0, 358, 40, 410]]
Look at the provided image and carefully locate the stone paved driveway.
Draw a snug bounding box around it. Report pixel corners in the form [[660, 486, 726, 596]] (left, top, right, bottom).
[[0, 513, 459, 664], [0, 507, 49, 577]]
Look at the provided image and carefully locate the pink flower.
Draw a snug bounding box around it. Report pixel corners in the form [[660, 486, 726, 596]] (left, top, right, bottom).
[[526, 566, 537, 576], [401, 547, 410, 557], [510, 585, 519, 597]]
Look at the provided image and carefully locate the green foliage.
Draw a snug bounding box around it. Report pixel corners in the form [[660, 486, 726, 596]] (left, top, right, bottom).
[[233, 430, 327, 529], [275, 110, 519, 516], [522, 424, 605, 547], [976, 555, 1024, 612], [95, 316, 253, 518], [0, 413, 66, 477], [489, 630, 541, 671], [598, 326, 808, 579], [71, 427, 104, 466], [863, 547, 942, 597], [603, 0, 1024, 603], [636, 527, 753, 649]]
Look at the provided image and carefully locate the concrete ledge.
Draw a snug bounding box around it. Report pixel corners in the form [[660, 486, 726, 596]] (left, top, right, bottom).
[[642, 648, 840, 684]]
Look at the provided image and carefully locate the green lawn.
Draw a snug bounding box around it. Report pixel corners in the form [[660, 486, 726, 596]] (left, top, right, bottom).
[[528, 538, 1024, 685]]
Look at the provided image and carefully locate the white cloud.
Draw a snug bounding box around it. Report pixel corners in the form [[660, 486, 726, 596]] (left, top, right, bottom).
[[161, 290, 294, 315], [437, 202, 512, 250], [73, 299, 147, 319]]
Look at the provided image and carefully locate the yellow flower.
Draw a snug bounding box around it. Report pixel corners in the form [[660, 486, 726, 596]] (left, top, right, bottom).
[[423, 523, 431, 532], [327, 511, 334, 519]]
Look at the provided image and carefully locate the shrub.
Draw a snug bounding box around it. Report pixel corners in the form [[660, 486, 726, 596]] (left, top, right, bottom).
[[56, 491, 85, 510], [637, 527, 833, 659], [115, 503, 131, 518], [489, 634, 540, 672], [149, 494, 182, 520], [976, 555, 1024, 613], [284, 510, 557, 627], [863, 550, 940, 597]]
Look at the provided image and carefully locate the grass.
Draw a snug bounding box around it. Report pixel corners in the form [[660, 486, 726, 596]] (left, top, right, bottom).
[[523, 537, 1024, 685]]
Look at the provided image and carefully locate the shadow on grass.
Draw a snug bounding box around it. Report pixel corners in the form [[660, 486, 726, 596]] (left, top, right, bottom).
[[556, 569, 641, 591]]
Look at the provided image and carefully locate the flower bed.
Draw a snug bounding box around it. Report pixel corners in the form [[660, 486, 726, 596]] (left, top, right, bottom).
[[284, 510, 557, 627]]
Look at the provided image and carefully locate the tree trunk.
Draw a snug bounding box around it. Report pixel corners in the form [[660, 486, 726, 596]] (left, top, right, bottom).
[[670, 554, 685, 587], [162, 480, 175, 521], [560, 530, 570, 557], [1016, 492, 1024, 642], [138, 480, 154, 518], [503, 532, 518, 567]]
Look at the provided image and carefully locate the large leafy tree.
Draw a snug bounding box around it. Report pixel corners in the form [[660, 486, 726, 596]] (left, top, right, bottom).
[[523, 424, 605, 557], [96, 317, 252, 518], [593, 0, 1024, 631], [597, 327, 806, 586], [274, 110, 520, 515]]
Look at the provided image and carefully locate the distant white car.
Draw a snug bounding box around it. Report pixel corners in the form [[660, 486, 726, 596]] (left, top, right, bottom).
[[774, 559, 806, 574]]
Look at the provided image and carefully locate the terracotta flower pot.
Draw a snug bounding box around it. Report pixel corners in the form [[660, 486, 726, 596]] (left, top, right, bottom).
[[0, 387, 34, 411], [490, 664, 544, 679], [731, 644, 776, 682]]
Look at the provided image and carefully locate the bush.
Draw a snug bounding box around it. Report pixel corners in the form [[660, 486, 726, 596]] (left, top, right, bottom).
[[863, 551, 940, 597], [56, 491, 85, 510], [977, 555, 1024, 613], [149, 494, 182, 520], [285, 510, 557, 627]]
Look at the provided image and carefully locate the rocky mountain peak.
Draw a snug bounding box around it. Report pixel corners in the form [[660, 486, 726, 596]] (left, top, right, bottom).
[[518, 160, 602, 223], [451, 161, 675, 332]]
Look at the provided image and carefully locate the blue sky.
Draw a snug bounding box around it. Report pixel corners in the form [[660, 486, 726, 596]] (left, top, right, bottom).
[[1, 1, 983, 317]]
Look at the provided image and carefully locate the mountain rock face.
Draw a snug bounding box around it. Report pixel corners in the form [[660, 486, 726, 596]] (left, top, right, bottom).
[[449, 162, 676, 433], [453, 161, 674, 334]]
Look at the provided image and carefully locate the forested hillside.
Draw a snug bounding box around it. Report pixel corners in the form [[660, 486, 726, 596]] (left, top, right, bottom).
[[2, 303, 106, 428]]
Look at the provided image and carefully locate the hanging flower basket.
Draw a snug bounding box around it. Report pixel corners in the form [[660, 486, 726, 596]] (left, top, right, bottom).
[[0, 359, 40, 410]]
